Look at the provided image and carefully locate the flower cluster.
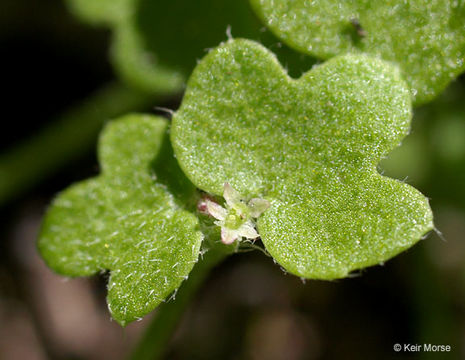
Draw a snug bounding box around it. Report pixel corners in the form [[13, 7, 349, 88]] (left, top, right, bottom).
[[198, 183, 270, 244]]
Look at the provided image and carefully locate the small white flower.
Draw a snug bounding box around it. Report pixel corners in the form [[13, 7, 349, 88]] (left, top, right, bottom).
[[198, 183, 270, 245]]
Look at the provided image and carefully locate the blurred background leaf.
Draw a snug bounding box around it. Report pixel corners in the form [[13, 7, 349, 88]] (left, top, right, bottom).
[[68, 0, 317, 94]]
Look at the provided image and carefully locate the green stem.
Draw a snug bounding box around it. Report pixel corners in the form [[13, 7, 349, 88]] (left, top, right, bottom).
[[0, 82, 154, 205], [129, 249, 226, 360]]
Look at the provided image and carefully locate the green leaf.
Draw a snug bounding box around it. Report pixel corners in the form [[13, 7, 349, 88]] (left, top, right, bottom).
[[66, 0, 316, 94], [66, 0, 260, 94], [381, 81, 465, 208], [171, 39, 433, 279], [38, 114, 203, 325], [250, 0, 465, 104]]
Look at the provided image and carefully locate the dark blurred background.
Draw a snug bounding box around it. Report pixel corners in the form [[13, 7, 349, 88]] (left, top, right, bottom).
[[1, 0, 464, 359]]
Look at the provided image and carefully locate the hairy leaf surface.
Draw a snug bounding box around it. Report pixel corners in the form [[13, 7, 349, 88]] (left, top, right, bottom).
[[39, 114, 202, 325], [172, 39, 433, 279], [250, 0, 465, 104]]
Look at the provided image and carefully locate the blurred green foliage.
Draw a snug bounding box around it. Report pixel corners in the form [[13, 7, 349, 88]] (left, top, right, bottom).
[[66, 0, 316, 94]]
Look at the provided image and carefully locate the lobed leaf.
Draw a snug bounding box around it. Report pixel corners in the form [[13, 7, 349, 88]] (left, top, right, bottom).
[[381, 81, 465, 207], [171, 39, 434, 279], [38, 114, 202, 325], [250, 0, 465, 104]]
